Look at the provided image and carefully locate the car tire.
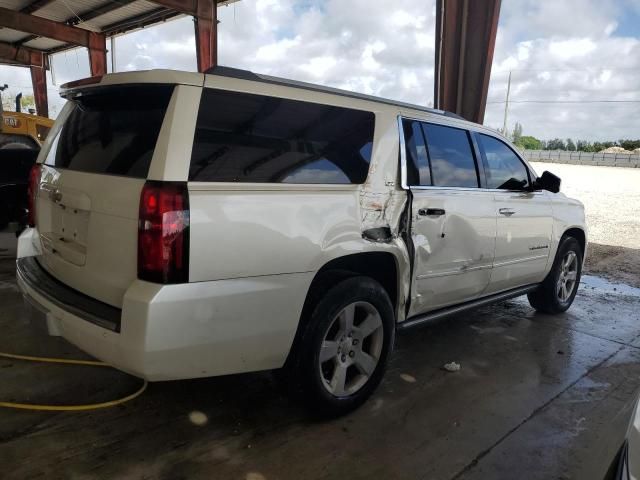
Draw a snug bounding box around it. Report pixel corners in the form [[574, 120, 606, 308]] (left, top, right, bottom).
[[528, 236, 583, 314], [282, 276, 395, 418]]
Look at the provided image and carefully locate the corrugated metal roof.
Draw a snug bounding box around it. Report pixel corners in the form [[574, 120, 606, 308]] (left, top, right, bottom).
[[0, 27, 30, 43], [22, 36, 66, 50], [0, 1, 186, 49], [0, 0, 231, 57], [91, 1, 174, 33], [33, 0, 108, 31], [0, 0, 31, 10]]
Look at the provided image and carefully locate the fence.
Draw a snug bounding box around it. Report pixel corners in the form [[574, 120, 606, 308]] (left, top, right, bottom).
[[521, 150, 640, 168]]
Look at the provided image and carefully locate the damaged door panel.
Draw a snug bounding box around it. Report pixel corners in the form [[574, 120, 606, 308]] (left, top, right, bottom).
[[409, 189, 496, 314], [397, 116, 496, 316]]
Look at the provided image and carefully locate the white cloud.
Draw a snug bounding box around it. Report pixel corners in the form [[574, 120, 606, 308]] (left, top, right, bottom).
[[0, 0, 638, 142], [549, 38, 597, 60], [485, 0, 640, 140]]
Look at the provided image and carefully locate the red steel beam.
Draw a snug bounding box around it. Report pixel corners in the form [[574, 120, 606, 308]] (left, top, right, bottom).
[[0, 42, 46, 67], [88, 32, 107, 76], [0, 42, 49, 116], [194, 0, 217, 72], [0, 6, 92, 47], [434, 0, 501, 123], [30, 63, 49, 117]]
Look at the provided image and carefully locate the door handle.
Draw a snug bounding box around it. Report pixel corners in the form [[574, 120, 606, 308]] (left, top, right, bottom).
[[499, 208, 516, 216], [418, 208, 445, 217]]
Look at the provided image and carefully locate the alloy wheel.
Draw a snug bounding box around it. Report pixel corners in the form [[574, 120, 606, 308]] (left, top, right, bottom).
[[318, 301, 384, 397], [557, 251, 578, 302]]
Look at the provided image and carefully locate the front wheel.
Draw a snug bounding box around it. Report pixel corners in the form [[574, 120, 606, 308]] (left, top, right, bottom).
[[528, 236, 583, 314], [283, 276, 395, 417]]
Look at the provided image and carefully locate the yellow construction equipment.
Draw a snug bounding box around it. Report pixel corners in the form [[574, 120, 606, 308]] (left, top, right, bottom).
[[0, 86, 53, 149]]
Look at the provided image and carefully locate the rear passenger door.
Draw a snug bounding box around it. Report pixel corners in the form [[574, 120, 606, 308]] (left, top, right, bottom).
[[475, 133, 553, 294], [401, 119, 496, 316]]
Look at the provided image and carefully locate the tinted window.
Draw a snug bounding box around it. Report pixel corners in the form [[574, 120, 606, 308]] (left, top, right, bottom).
[[48, 86, 173, 178], [422, 123, 478, 188], [189, 89, 375, 183], [478, 134, 530, 189], [402, 119, 431, 186]]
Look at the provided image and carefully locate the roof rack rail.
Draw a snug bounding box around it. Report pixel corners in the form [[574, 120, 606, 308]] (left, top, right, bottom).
[[204, 65, 465, 121]]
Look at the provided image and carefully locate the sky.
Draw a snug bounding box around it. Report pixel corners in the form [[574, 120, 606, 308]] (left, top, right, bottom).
[[1, 0, 639, 142]]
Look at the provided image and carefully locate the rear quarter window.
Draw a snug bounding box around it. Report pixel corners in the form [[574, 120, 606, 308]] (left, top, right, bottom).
[[46, 85, 173, 178], [189, 89, 375, 184]]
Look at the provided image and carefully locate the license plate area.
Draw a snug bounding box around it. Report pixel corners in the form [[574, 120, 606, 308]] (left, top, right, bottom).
[[40, 185, 90, 266]]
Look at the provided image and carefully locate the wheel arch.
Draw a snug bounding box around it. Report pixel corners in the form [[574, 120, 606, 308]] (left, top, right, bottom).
[[283, 251, 403, 368], [562, 227, 587, 260], [305, 251, 400, 319]]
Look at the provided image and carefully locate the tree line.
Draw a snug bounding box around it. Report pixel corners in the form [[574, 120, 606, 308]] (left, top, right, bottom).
[[507, 122, 640, 152]]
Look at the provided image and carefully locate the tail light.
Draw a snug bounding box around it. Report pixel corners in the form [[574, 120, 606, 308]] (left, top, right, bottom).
[[138, 181, 190, 284], [27, 164, 41, 227]]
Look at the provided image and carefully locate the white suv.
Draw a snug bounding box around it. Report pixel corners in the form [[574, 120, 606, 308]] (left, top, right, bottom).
[[17, 67, 587, 416]]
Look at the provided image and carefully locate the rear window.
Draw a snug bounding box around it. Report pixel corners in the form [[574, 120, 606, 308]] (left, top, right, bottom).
[[45, 85, 173, 178], [422, 123, 479, 188], [189, 89, 375, 184]]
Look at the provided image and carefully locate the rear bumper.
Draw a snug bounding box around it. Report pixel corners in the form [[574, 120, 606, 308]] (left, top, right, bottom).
[[17, 257, 121, 331], [16, 256, 312, 381]]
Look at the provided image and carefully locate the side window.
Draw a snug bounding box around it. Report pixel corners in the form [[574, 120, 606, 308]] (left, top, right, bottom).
[[189, 89, 375, 184], [477, 134, 530, 190], [422, 123, 479, 188], [402, 119, 431, 186]]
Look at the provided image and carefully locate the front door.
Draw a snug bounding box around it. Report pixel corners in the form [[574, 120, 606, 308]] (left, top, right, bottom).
[[474, 133, 553, 294], [400, 119, 496, 317], [409, 189, 497, 315]]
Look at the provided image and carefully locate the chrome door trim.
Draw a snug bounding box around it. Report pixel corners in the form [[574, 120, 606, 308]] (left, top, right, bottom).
[[492, 254, 549, 268], [416, 263, 493, 279]]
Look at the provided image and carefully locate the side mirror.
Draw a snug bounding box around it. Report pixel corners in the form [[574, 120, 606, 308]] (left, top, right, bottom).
[[500, 177, 528, 190], [535, 171, 561, 193]]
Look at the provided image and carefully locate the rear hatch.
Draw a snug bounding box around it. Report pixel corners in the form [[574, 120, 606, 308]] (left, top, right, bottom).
[[35, 84, 174, 307]]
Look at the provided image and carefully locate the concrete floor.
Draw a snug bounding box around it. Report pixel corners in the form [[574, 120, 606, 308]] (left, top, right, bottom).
[[1, 254, 640, 480]]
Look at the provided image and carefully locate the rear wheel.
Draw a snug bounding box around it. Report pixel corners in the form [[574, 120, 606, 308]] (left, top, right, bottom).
[[528, 236, 583, 314], [282, 276, 395, 417]]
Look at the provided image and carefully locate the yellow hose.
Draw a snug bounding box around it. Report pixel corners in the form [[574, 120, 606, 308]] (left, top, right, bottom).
[[0, 351, 147, 411]]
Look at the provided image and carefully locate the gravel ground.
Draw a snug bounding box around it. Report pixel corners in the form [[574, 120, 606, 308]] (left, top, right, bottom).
[[532, 162, 640, 249], [532, 162, 640, 287]]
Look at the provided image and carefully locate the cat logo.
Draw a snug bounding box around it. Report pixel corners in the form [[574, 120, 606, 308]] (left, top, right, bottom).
[[3, 116, 21, 128]]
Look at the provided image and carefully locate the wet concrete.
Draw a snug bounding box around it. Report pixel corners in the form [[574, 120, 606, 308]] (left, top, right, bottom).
[[1, 259, 639, 480]]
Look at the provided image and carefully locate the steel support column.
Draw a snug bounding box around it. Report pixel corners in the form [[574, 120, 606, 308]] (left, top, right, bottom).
[[30, 59, 48, 117], [88, 32, 107, 76], [0, 42, 48, 117], [434, 0, 501, 123], [194, 0, 217, 72]]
